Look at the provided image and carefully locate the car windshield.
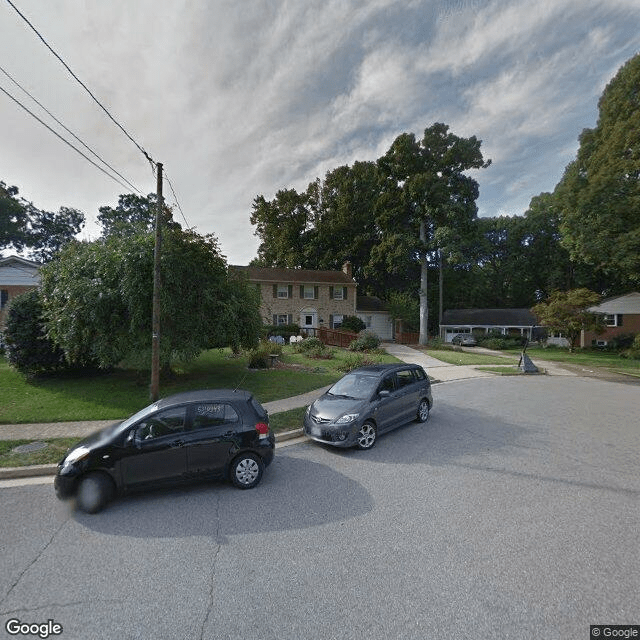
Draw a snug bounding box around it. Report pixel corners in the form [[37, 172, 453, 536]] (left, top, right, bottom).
[[328, 373, 379, 399], [117, 402, 161, 433]]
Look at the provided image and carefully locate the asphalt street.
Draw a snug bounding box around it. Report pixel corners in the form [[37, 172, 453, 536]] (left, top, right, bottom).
[[1, 375, 638, 640]]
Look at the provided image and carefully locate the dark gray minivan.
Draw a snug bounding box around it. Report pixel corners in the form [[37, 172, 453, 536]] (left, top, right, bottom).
[[303, 364, 432, 449]]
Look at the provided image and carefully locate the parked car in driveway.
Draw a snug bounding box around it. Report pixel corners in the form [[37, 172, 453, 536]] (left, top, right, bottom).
[[55, 390, 275, 513], [451, 333, 477, 346], [303, 364, 432, 450]]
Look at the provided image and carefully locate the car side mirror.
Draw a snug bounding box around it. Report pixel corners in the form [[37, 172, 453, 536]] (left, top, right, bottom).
[[378, 390, 390, 398]]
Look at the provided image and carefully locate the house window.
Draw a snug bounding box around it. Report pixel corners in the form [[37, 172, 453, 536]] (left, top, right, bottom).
[[0, 290, 8, 308], [276, 314, 288, 325], [605, 314, 622, 327], [332, 315, 344, 329], [333, 287, 344, 300], [303, 285, 315, 300], [277, 285, 289, 299]]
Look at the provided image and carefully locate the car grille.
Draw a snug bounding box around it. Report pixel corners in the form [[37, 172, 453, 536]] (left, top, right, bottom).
[[311, 415, 331, 424]]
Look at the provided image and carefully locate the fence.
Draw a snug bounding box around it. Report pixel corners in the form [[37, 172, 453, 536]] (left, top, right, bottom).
[[317, 327, 358, 348], [396, 331, 420, 345]]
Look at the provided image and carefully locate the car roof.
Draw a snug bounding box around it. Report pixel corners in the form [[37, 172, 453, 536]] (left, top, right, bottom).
[[349, 364, 423, 376], [156, 389, 255, 409]]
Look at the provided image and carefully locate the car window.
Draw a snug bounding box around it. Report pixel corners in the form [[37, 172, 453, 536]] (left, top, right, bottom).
[[192, 403, 239, 430], [413, 367, 426, 381], [396, 369, 416, 388], [378, 375, 396, 394], [135, 406, 187, 441]]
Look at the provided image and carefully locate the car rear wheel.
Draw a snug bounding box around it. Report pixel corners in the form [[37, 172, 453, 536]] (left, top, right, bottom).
[[356, 421, 377, 450], [76, 472, 114, 514], [417, 399, 430, 423], [230, 453, 264, 489]]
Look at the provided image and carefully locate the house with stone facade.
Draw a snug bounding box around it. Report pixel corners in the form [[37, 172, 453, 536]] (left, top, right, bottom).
[[232, 263, 357, 335], [0, 255, 41, 327]]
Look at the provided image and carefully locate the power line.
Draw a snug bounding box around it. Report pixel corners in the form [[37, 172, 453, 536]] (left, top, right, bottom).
[[0, 64, 144, 196], [164, 172, 190, 228], [5, 0, 155, 167], [0, 82, 135, 192]]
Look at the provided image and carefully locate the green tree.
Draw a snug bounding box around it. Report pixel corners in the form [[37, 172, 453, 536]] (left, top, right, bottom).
[[555, 53, 640, 286], [377, 123, 490, 344], [97, 193, 178, 237], [250, 189, 312, 267], [40, 228, 260, 371], [0, 180, 85, 262], [3, 289, 68, 377], [531, 288, 604, 351]]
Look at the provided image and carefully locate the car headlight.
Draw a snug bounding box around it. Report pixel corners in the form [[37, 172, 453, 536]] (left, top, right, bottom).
[[63, 446, 90, 466], [335, 413, 359, 424]]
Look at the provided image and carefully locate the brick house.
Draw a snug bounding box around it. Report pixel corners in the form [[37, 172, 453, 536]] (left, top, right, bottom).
[[582, 292, 640, 347], [232, 263, 357, 334], [0, 255, 41, 327]]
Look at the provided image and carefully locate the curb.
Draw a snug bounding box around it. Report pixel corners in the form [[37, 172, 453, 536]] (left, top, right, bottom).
[[0, 429, 307, 480]]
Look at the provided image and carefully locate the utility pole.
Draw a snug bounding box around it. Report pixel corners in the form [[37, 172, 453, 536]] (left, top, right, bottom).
[[150, 162, 163, 402]]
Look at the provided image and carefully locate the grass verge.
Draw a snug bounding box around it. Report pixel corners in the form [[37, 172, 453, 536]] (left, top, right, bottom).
[[0, 438, 78, 468]]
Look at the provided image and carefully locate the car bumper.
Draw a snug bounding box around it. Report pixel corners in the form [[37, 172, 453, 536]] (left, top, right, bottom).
[[303, 417, 360, 448], [54, 467, 80, 499]]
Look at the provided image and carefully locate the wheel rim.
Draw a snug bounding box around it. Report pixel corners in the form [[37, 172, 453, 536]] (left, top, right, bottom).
[[419, 401, 430, 422], [357, 424, 375, 448], [235, 458, 259, 485]]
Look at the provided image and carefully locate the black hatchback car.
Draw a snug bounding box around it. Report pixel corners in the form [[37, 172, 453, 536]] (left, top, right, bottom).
[[55, 389, 275, 513], [303, 364, 432, 449]]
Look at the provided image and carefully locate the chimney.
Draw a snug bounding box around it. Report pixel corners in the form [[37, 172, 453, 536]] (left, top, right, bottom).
[[342, 261, 353, 279]]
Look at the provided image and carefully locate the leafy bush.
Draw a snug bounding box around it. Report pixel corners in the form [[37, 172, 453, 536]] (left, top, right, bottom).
[[607, 333, 637, 351], [621, 334, 640, 360], [3, 290, 68, 377], [339, 315, 366, 333], [293, 336, 334, 359], [247, 341, 282, 369], [338, 352, 382, 372], [349, 330, 381, 352], [476, 333, 527, 350]]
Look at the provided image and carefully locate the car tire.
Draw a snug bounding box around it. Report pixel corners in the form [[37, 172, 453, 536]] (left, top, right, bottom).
[[76, 472, 114, 514], [417, 399, 430, 423], [356, 421, 377, 450], [230, 453, 264, 489]]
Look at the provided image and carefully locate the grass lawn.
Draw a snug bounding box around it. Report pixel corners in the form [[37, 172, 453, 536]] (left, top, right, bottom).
[[420, 347, 517, 366], [0, 346, 398, 425], [504, 346, 640, 373]]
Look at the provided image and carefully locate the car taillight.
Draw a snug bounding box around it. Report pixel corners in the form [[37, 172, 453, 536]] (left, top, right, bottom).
[[255, 422, 269, 438]]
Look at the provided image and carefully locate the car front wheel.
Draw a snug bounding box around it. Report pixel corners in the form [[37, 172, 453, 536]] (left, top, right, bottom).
[[417, 399, 430, 423], [356, 421, 377, 450], [76, 472, 114, 514], [230, 453, 264, 489]]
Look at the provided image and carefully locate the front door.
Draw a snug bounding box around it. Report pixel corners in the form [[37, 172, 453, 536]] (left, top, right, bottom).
[[300, 308, 318, 334]]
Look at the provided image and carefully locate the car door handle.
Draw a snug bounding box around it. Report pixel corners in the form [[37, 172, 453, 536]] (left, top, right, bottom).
[[171, 440, 185, 448], [223, 431, 234, 437]]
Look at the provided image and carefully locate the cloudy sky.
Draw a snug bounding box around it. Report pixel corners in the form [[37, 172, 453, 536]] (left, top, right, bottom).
[[1, 0, 639, 264]]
